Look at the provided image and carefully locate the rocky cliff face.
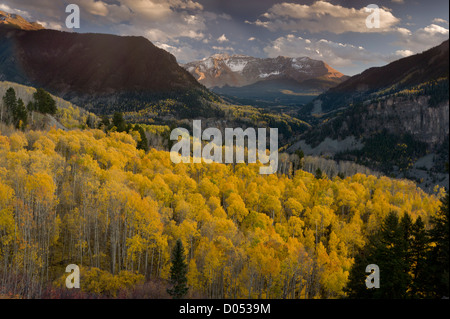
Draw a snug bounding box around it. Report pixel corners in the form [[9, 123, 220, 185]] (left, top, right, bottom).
[[298, 94, 449, 152], [291, 93, 449, 191], [362, 96, 449, 148]]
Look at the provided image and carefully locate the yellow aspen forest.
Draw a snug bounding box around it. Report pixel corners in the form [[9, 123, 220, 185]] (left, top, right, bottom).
[[0, 127, 444, 298]]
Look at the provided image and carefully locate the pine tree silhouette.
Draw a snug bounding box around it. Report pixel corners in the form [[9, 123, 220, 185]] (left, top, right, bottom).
[[167, 239, 189, 299]]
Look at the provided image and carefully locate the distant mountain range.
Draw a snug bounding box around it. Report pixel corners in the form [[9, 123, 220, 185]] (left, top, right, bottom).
[[182, 54, 348, 106]]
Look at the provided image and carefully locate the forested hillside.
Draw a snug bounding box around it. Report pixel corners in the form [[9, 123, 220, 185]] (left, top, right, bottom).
[[0, 81, 98, 131], [0, 125, 445, 298]]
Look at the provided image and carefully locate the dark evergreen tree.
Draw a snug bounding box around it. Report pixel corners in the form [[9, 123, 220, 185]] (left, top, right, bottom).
[[133, 125, 149, 152], [295, 149, 304, 170], [26, 101, 35, 112], [427, 192, 449, 298], [167, 239, 189, 299], [2, 87, 17, 124], [112, 112, 127, 132], [345, 245, 375, 298], [33, 88, 56, 114], [13, 98, 28, 129], [370, 212, 411, 298], [346, 212, 412, 298], [315, 168, 323, 179], [99, 115, 110, 130], [410, 216, 430, 298], [398, 213, 414, 296]]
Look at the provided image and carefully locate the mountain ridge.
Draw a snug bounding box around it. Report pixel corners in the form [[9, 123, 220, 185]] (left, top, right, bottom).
[[0, 10, 44, 31], [183, 53, 348, 107], [183, 53, 348, 89], [0, 24, 217, 118], [302, 39, 449, 116]]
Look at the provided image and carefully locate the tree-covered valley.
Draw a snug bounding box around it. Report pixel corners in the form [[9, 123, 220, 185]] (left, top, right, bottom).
[[0, 84, 447, 299]]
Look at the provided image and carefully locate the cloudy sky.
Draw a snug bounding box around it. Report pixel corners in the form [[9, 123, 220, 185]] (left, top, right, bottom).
[[1, 0, 448, 75]]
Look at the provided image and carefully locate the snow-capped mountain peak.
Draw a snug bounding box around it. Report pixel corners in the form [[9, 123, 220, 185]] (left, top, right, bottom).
[[182, 54, 346, 88]]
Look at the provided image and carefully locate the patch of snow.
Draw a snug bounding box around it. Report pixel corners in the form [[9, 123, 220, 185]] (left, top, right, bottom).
[[225, 59, 248, 73], [292, 60, 312, 72], [259, 71, 280, 78], [201, 58, 214, 69]]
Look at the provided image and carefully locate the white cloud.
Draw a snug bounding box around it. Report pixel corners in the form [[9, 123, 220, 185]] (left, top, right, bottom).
[[395, 49, 414, 57], [0, 3, 32, 19], [0, 0, 72, 28], [218, 13, 232, 20], [249, 1, 401, 34], [432, 18, 449, 25], [394, 23, 449, 53], [0, 3, 64, 30], [156, 41, 211, 63], [2, 0, 209, 41], [248, 37, 256, 41], [78, 0, 111, 17], [212, 45, 234, 52], [263, 21, 449, 75], [108, 1, 207, 42], [396, 27, 412, 36], [36, 20, 62, 30], [2, 0, 218, 63], [392, 0, 404, 4], [217, 34, 228, 43], [261, 34, 423, 75], [263, 35, 387, 68]]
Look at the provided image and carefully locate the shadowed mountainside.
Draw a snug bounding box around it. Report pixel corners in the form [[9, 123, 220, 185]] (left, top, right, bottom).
[[0, 25, 217, 117]]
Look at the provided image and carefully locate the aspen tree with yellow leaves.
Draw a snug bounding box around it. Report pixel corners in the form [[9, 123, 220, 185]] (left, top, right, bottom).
[[0, 127, 445, 298]]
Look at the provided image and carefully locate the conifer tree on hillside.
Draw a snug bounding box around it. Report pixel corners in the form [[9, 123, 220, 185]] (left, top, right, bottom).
[[346, 212, 414, 298], [133, 124, 149, 152], [167, 239, 189, 299], [410, 216, 429, 298], [1, 88, 28, 129], [372, 212, 411, 298], [112, 112, 127, 132], [33, 88, 56, 115], [13, 98, 28, 129], [315, 168, 323, 179], [2, 87, 17, 123], [427, 191, 449, 298], [346, 201, 449, 299]]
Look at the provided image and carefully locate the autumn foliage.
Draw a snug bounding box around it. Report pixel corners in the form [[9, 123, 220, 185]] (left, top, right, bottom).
[[0, 127, 444, 298]]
